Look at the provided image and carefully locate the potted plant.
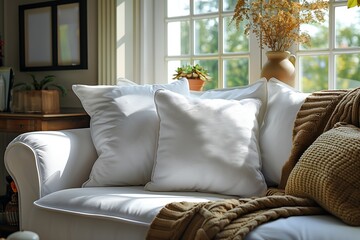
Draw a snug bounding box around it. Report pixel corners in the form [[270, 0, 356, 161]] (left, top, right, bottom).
[[231, 0, 328, 86], [12, 74, 67, 114], [173, 64, 211, 91]]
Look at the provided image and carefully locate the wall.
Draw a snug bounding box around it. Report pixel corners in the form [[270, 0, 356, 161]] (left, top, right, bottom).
[[3, 0, 98, 108], [0, 0, 3, 41], [0, 0, 98, 195]]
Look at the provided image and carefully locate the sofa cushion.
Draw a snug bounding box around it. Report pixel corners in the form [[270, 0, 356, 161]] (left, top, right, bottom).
[[72, 79, 190, 187], [196, 78, 267, 125], [259, 78, 308, 186], [34, 186, 232, 225], [286, 124, 360, 226], [145, 89, 267, 197]]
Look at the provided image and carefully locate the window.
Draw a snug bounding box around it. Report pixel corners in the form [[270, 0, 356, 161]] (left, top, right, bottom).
[[164, 0, 261, 90], [298, 0, 360, 92], [155, 0, 360, 91]]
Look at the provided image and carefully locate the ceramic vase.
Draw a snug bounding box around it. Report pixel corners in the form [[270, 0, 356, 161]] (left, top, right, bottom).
[[261, 51, 296, 87]]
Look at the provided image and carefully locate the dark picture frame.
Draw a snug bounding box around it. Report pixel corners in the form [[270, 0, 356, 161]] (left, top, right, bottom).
[[19, 0, 87, 71]]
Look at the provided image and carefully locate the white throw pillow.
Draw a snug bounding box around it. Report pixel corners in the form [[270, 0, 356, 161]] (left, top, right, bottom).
[[195, 78, 268, 125], [73, 78, 190, 187], [259, 78, 308, 186], [145, 89, 267, 197]]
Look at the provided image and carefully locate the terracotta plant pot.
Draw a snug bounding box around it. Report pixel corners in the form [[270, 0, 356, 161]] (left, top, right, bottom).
[[188, 78, 205, 91]]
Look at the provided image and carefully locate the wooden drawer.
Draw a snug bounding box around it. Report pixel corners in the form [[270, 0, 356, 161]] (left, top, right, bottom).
[[0, 118, 36, 132], [0, 109, 90, 133]]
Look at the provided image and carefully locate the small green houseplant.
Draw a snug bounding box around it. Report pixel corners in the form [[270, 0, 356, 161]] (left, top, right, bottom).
[[13, 74, 67, 96], [172, 64, 211, 91], [12, 74, 67, 114]]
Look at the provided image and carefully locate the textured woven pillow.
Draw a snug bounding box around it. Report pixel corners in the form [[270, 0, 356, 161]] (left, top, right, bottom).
[[286, 124, 360, 226]]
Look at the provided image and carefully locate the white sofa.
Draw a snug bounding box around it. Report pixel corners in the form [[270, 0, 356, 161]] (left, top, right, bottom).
[[4, 78, 360, 239]]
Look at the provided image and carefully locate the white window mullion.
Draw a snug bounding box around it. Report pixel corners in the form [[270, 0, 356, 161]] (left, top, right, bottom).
[[218, 5, 224, 88], [190, 0, 195, 64], [328, 3, 336, 89]]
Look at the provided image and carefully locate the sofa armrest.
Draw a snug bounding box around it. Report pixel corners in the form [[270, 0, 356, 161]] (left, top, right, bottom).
[[4, 128, 97, 228]]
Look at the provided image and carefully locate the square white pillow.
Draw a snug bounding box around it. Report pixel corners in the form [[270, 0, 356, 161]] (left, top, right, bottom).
[[145, 89, 267, 197], [259, 78, 308, 186], [73, 78, 190, 187]]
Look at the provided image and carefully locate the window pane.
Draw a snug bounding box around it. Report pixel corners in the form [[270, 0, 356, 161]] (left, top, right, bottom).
[[194, 18, 219, 54], [194, 59, 218, 90], [223, 0, 237, 11], [336, 53, 360, 89], [224, 58, 249, 87], [168, 21, 190, 56], [223, 17, 249, 53], [167, 0, 190, 17], [167, 60, 190, 83], [299, 55, 328, 92], [335, 6, 360, 48], [194, 0, 218, 14], [300, 12, 329, 50]]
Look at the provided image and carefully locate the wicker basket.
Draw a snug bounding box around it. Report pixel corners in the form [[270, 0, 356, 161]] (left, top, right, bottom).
[[12, 90, 60, 114]]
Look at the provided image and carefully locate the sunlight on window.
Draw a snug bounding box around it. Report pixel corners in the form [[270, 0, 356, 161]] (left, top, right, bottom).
[[300, 14, 329, 50], [167, 0, 189, 17], [335, 6, 360, 48], [165, 0, 261, 88], [194, 18, 219, 55], [223, 17, 249, 53], [194, 0, 218, 14], [224, 58, 249, 87], [168, 21, 190, 56], [223, 0, 237, 11], [336, 53, 360, 89], [299, 55, 328, 92], [299, 1, 360, 91]]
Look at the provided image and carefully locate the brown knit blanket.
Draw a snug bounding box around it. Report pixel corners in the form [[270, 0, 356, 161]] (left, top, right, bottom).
[[146, 88, 360, 240]]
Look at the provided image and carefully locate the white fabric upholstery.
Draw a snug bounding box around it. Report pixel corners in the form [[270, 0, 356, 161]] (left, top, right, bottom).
[[34, 186, 233, 225], [196, 78, 267, 124], [33, 187, 360, 240], [4, 128, 97, 231], [5, 80, 360, 240], [259, 78, 308, 186], [72, 78, 190, 187], [146, 90, 266, 197], [246, 215, 360, 240]]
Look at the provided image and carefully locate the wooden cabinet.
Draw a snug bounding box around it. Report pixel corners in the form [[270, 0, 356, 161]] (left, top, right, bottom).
[[0, 108, 90, 236], [0, 108, 90, 133]]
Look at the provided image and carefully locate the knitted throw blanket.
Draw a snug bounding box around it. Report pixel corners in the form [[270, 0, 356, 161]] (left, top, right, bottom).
[[146, 195, 324, 240], [146, 88, 360, 240]]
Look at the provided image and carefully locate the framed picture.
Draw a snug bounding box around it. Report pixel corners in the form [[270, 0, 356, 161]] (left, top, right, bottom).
[[19, 0, 87, 71]]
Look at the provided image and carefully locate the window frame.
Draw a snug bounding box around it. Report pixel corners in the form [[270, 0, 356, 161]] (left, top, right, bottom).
[[296, 0, 360, 91], [153, 0, 360, 90], [154, 0, 261, 87]]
